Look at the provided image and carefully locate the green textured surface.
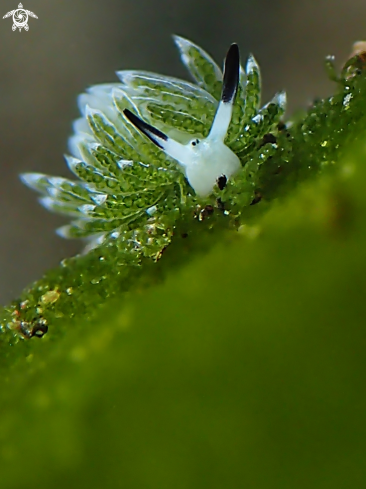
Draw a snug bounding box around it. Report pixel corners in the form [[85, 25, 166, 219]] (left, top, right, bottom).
[[1, 49, 366, 488], [1, 148, 366, 488]]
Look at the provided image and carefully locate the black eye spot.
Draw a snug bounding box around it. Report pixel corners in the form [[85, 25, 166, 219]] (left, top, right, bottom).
[[191, 139, 200, 146], [217, 175, 227, 190]]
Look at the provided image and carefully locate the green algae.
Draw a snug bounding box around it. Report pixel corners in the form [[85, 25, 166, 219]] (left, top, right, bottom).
[[1, 145, 366, 488]]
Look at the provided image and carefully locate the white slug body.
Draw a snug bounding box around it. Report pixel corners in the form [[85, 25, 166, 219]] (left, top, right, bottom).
[[124, 43, 242, 196], [174, 134, 241, 197], [20, 36, 287, 253]]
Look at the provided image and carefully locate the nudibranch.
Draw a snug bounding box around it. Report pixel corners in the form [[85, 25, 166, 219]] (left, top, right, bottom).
[[20, 36, 286, 255], [123, 43, 241, 196]]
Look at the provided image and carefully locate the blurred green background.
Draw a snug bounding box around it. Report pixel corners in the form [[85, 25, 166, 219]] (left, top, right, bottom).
[[1, 0, 366, 303], [1, 147, 366, 488]]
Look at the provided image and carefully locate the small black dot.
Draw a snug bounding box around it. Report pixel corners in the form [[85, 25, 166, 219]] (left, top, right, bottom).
[[217, 175, 227, 190]]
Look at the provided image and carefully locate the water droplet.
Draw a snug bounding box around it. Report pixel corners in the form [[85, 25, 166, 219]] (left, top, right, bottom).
[[66, 287, 74, 295], [40, 290, 60, 305]]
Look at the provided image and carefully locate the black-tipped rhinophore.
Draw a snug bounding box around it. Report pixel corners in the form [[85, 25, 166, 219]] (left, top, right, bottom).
[[123, 109, 168, 149], [221, 43, 240, 104]]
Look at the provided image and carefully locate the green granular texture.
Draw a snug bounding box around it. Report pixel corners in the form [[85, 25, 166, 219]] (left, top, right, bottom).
[[185, 44, 222, 99]]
